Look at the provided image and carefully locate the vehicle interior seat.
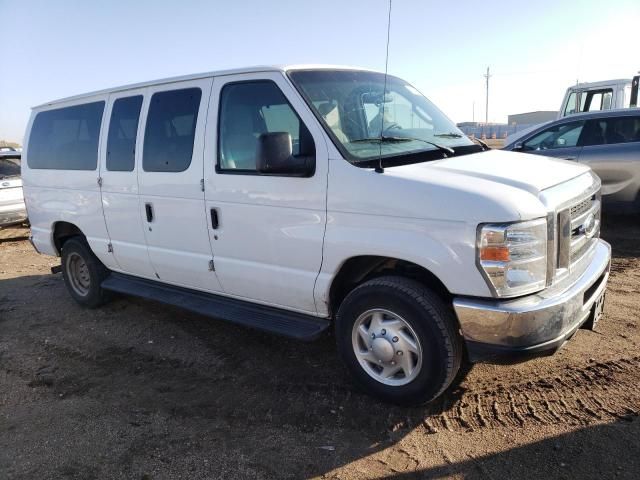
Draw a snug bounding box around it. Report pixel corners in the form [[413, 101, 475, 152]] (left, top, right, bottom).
[[580, 120, 605, 146], [220, 104, 260, 170], [317, 102, 349, 143]]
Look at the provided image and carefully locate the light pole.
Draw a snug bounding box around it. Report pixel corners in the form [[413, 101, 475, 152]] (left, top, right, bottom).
[[484, 66, 491, 125]]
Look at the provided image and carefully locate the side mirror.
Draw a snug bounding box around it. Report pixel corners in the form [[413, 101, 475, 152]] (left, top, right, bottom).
[[256, 132, 313, 176]]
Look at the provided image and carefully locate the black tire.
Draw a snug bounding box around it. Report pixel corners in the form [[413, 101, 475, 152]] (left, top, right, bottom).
[[61, 236, 110, 308], [335, 276, 463, 406]]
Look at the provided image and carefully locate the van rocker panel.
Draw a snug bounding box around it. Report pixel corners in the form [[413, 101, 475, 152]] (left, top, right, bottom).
[[101, 273, 330, 341]]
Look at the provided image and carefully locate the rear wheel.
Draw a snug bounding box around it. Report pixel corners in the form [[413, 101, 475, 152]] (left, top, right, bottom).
[[336, 276, 462, 406], [61, 237, 110, 308]]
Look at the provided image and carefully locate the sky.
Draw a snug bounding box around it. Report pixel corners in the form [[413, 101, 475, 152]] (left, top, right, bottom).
[[1, 0, 639, 143]]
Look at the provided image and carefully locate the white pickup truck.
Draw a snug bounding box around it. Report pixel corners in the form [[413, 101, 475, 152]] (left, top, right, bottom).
[[22, 65, 611, 405]]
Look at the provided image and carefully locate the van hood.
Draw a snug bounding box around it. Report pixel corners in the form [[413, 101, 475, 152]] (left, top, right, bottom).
[[426, 149, 590, 195]]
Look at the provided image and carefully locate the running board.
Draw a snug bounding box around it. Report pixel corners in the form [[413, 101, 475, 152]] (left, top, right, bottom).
[[101, 273, 330, 341]]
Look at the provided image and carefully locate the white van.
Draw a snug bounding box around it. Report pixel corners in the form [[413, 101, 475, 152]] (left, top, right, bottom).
[[22, 65, 611, 405]]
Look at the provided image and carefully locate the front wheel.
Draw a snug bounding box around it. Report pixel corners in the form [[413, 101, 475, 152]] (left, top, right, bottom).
[[61, 237, 110, 308], [336, 276, 463, 406]]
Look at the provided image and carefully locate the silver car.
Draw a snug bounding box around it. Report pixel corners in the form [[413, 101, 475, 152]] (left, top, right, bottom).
[[503, 108, 640, 212], [0, 149, 27, 226]]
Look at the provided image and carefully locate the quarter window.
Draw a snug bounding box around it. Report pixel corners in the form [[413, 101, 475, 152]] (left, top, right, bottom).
[[107, 96, 143, 171], [27, 102, 104, 170], [143, 88, 201, 172], [217, 81, 315, 172]]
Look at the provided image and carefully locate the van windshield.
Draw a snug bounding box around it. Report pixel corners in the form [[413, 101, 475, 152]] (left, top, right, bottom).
[[289, 70, 475, 166]]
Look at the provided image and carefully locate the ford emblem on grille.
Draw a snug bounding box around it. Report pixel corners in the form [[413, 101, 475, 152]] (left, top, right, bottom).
[[581, 213, 596, 238]]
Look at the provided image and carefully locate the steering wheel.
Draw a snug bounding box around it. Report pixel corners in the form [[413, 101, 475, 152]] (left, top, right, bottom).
[[383, 122, 402, 132]]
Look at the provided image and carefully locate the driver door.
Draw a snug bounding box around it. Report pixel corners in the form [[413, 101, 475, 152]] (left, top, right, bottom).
[[202, 72, 329, 314]]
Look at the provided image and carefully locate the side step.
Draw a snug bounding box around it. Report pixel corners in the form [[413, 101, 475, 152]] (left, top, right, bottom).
[[101, 273, 330, 341]]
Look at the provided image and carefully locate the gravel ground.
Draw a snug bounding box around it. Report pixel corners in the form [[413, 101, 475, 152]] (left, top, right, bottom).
[[0, 216, 638, 479]]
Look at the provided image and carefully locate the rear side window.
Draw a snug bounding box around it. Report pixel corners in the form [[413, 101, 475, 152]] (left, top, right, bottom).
[[143, 88, 201, 172], [107, 96, 143, 171], [27, 102, 105, 170], [583, 116, 640, 146]]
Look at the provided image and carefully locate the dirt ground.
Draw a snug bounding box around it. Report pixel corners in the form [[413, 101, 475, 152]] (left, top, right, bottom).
[[0, 216, 638, 480]]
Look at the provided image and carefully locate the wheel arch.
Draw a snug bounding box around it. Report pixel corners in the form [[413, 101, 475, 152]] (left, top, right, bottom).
[[328, 255, 452, 317], [52, 221, 85, 255]]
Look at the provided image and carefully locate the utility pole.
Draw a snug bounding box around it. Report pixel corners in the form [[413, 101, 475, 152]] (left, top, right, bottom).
[[484, 66, 491, 125], [472, 101, 475, 122]]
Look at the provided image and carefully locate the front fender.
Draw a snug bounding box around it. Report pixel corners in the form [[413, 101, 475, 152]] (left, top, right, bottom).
[[314, 212, 492, 316]]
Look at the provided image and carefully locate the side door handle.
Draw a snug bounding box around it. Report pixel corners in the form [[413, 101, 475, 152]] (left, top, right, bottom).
[[564, 156, 576, 161], [145, 203, 154, 223], [210, 208, 219, 229]]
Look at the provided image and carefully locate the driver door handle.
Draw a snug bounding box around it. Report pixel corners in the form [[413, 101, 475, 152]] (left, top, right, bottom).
[[145, 203, 154, 222], [210, 208, 219, 229]]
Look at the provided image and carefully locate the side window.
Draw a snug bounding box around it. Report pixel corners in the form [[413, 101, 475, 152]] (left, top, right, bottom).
[[143, 88, 201, 172], [564, 92, 577, 116], [27, 102, 104, 170], [580, 89, 613, 113], [523, 121, 584, 151], [218, 81, 315, 172], [107, 95, 143, 171], [594, 116, 640, 145], [0, 157, 21, 178]]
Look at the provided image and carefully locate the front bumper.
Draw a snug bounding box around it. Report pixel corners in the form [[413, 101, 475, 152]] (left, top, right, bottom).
[[453, 239, 611, 362]]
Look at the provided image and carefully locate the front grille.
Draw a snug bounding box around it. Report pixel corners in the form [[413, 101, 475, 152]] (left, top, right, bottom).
[[556, 192, 600, 275], [570, 197, 593, 217]]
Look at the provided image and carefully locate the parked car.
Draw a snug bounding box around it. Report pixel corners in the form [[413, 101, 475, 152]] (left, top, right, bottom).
[[503, 108, 640, 212], [22, 66, 610, 405], [0, 149, 27, 227]]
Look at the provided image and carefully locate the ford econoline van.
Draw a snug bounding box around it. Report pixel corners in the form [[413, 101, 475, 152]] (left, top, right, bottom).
[[22, 66, 611, 405]]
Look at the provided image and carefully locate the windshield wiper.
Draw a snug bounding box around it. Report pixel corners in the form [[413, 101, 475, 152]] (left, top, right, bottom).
[[350, 136, 455, 156], [350, 136, 413, 143], [433, 132, 463, 138]]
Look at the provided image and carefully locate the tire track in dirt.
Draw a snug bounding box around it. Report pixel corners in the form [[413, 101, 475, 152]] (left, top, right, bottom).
[[18, 329, 640, 435], [423, 356, 640, 433]]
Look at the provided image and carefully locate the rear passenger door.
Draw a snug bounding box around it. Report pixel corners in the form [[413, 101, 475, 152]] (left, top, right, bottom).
[[99, 88, 156, 278], [578, 115, 640, 200], [138, 79, 223, 292]]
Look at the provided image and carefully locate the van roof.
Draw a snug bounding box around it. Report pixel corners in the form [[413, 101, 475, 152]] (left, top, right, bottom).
[[568, 79, 631, 90], [33, 64, 380, 109]]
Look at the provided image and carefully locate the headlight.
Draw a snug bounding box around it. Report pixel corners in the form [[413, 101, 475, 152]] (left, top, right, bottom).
[[477, 218, 548, 297]]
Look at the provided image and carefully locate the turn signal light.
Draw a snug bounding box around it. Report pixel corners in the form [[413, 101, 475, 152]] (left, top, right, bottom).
[[480, 246, 511, 262]]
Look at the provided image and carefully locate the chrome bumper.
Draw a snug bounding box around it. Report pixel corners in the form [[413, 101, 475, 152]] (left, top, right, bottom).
[[454, 239, 611, 362]]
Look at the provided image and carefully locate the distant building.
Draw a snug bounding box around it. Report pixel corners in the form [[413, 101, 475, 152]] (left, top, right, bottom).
[[507, 111, 557, 126]]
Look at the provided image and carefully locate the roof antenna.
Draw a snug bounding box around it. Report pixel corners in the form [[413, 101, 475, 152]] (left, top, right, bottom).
[[376, 0, 393, 174]]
